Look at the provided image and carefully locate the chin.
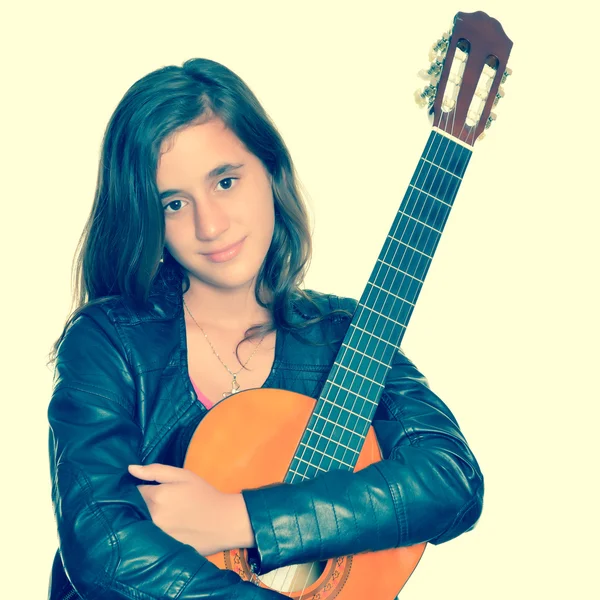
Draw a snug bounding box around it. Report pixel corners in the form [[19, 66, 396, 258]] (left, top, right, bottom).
[[191, 268, 260, 292]]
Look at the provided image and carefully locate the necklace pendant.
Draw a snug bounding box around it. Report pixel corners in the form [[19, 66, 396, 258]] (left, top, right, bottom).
[[223, 379, 241, 399]]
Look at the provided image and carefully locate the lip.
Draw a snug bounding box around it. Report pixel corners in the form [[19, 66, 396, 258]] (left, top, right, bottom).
[[202, 237, 246, 263]]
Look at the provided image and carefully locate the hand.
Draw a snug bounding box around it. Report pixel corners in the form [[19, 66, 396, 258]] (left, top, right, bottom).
[[128, 463, 255, 556]]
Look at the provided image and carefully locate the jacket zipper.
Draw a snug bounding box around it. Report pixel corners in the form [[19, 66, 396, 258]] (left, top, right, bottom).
[[62, 589, 79, 600]]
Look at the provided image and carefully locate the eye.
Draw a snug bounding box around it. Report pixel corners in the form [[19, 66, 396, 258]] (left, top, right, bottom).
[[163, 199, 186, 213], [216, 177, 238, 191]]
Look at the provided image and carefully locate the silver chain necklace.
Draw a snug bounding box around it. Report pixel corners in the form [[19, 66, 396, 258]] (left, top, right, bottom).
[[183, 298, 266, 398]]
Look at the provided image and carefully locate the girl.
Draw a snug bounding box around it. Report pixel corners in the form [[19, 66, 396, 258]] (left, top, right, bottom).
[[48, 58, 483, 599]]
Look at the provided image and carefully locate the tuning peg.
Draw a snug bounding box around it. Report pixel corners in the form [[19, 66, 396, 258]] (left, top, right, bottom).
[[485, 112, 497, 129], [430, 59, 444, 77], [501, 67, 512, 84], [493, 86, 505, 107], [413, 89, 428, 109], [414, 84, 437, 109], [428, 32, 451, 61], [418, 59, 444, 81]]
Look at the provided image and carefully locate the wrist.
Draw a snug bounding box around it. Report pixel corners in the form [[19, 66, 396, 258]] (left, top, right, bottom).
[[228, 493, 256, 549]]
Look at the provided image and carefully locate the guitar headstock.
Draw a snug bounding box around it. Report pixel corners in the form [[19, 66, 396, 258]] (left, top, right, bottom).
[[415, 11, 513, 146]]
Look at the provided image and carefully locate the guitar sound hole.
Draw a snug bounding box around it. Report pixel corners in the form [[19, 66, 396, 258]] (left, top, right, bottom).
[[258, 561, 327, 593]]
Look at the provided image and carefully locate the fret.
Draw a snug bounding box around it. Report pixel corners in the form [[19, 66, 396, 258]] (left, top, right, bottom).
[[364, 293, 415, 323], [346, 331, 398, 366], [354, 311, 404, 346], [395, 239, 433, 259], [400, 210, 443, 235], [393, 215, 441, 257], [339, 345, 390, 382], [376, 258, 424, 284], [410, 159, 462, 203], [419, 158, 463, 181], [323, 382, 383, 411], [378, 239, 434, 284], [363, 303, 413, 322], [332, 362, 386, 388], [318, 398, 372, 422], [351, 323, 404, 345], [288, 468, 309, 480], [306, 427, 362, 455], [294, 457, 328, 473], [423, 132, 471, 177], [331, 376, 384, 394], [340, 344, 388, 367], [367, 282, 414, 304], [309, 414, 366, 447], [292, 452, 352, 474], [298, 443, 356, 469], [311, 407, 371, 450], [292, 450, 348, 475], [331, 356, 388, 383], [402, 188, 452, 233], [407, 184, 452, 208], [346, 325, 402, 365], [368, 268, 423, 312]]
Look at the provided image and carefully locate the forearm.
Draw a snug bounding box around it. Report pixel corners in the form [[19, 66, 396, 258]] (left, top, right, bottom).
[[52, 420, 281, 599], [242, 448, 482, 574], [241, 349, 483, 574]]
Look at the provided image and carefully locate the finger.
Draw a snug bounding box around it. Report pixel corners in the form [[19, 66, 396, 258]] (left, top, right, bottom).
[[128, 463, 188, 483]]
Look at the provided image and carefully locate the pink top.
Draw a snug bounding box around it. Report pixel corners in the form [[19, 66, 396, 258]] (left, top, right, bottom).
[[189, 376, 214, 411]]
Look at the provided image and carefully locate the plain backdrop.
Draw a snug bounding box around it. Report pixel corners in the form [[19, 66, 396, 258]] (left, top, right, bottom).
[[1, 1, 598, 597]]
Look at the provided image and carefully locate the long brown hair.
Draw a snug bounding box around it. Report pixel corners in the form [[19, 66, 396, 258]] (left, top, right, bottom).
[[50, 58, 338, 364]]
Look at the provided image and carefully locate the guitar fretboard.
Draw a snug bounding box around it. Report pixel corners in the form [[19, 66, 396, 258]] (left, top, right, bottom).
[[286, 130, 473, 483]]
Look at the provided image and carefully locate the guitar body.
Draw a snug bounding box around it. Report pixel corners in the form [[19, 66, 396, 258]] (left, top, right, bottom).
[[184, 388, 426, 599]]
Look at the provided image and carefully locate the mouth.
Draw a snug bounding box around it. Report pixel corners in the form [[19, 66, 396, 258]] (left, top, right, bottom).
[[201, 237, 246, 263]]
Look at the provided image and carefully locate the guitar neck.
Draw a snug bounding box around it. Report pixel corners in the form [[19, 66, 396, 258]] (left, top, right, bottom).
[[286, 130, 473, 483]]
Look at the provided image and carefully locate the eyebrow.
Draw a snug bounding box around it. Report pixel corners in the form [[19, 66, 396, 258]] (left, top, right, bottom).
[[158, 163, 244, 201]]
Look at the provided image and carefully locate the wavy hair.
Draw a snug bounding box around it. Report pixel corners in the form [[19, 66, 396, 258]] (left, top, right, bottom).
[[50, 58, 334, 363]]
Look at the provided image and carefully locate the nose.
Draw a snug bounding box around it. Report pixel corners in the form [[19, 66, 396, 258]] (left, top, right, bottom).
[[194, 198, 230, 241]]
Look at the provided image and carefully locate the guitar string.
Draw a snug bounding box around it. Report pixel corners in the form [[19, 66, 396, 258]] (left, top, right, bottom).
[[252, 135, 463, 591], [307, 107, 478, 473], [290, 63, 488, 595], [292, 38, 494, 492], [323, 117, 476, 473], [324, 131, 467, 468], [303, 107, 481, 483], [291, 131, 464, 482], [292, 132, 458, 482], [293, 72, 494, 595], [334, 127, 471, 467], [290, 129, 470, 599], [288, 132, 464, 598], [300, 75, 487, 477], [249, 138, 466, 599], [291, 128, 471, 597]]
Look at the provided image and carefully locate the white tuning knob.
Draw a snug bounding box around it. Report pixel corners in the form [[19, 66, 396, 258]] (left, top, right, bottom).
[[501, 67, 512, 84], [414, 84, 437, 109], [493, 87, 505, 107], [485, 112, 497, 129]]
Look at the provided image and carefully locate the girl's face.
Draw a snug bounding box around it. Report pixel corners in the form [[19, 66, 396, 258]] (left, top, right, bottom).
[[156, 118, 275, 294]]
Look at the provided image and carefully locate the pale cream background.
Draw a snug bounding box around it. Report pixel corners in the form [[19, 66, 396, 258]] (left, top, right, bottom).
[[1, 0, 598, 597]]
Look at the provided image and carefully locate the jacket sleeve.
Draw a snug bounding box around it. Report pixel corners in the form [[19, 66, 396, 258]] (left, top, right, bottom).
[[49, 310, 285, 600], [241, 347, 484, 574]]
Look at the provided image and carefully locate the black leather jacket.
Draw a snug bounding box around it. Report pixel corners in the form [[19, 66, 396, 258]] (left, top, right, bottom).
[[48, 284, 484, 599]]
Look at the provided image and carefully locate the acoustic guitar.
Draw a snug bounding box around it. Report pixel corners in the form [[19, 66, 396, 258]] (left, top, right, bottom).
[[184, 10, 513, 599]]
